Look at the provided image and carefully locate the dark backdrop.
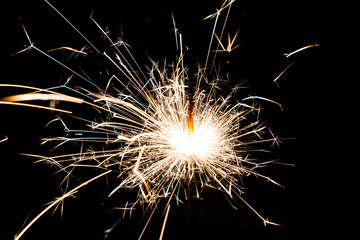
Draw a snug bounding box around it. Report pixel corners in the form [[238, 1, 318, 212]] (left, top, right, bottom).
[[2, 1, 355, 240]]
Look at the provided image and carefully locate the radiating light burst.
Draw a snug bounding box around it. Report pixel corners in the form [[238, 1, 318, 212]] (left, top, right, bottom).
[[103, 64, 276, 205], [2, 1, 290, 239]]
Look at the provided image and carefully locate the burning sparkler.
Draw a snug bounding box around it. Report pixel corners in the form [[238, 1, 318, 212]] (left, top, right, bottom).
[[2, 0, 290, 239]]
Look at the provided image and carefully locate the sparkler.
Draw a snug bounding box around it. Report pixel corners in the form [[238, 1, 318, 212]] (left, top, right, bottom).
[[3, 1, 289, 239]]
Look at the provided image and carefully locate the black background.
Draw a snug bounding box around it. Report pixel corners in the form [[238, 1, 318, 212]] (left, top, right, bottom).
[[2, 1, 356, 240]]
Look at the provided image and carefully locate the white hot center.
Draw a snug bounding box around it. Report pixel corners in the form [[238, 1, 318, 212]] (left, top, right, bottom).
[[170, 127, 216, 158]]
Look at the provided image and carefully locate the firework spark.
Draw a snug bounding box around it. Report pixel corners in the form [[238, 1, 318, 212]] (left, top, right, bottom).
[[3, 1, 287, 239], [283, 43, 320, 58]]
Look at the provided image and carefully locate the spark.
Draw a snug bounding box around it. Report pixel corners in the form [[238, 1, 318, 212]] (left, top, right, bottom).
[[2, 93, 84, 104], [0, 100, 73, 114], [273, 62, 294, 83], [46, 46, 88, 57], [283, 43, 320, 58], [0, 135, 8, 143], [14, 170, 111, 240], [4, 1, 289, 239], [44, 0, 100, 53], [214, 29, 241, 53], [203, 0, 235, 70], [159, 204, 171, 240]]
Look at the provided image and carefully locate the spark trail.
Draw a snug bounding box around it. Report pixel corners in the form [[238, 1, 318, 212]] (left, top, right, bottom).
[[3, 1, 287, 239]]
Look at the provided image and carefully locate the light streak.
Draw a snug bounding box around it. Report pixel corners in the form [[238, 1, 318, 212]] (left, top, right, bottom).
[[4, 0, 289, 239], [0, 100, 73, 114], [159, 204, 171, 240], [283, 43, 320, 58], [2, 93, 84, 104], [273, 62, 294, 83], [14, 170, 111, 240], [214, 29, 241, 53], [0, 135, 8, 143], [46, 46, 88, 55]]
